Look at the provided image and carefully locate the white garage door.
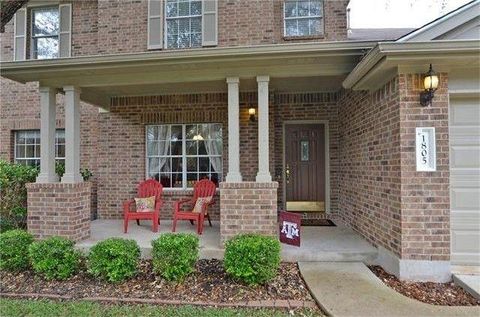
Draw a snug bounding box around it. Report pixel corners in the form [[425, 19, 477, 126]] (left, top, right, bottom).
[[450, 96, 480, 267]]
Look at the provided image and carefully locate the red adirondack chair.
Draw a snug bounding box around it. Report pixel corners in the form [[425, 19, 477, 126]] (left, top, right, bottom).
[[172, 179, 216, 235], [123, 179, 163, 233]]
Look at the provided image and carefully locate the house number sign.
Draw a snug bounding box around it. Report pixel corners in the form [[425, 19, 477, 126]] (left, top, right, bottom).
[[415, 127, 436, 172]]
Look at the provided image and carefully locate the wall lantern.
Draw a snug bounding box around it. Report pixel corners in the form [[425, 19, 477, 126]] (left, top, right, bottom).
[[248, 107, 256, 122], [420, 64, 439, 107]]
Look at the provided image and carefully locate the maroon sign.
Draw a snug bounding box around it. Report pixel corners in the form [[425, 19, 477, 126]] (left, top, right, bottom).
[[279, 211, 301, 247]]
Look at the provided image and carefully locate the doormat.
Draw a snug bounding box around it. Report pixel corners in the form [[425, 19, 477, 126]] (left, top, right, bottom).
[[301, 219, 336, 226]]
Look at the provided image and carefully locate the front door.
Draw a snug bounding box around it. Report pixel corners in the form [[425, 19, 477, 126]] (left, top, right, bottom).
[[285, 123, 326, 213]]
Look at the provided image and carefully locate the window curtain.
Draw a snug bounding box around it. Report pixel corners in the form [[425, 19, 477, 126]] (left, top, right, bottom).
[[205, 130, 222, 174], [158, 126, 170, 173]]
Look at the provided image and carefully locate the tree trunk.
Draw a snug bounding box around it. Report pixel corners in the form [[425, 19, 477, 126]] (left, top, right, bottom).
[[1, 0, 29, 33]]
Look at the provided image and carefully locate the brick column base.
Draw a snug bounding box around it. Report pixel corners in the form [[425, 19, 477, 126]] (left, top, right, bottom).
[[26, 182, 92, 242], [220, 182, 278, 243]]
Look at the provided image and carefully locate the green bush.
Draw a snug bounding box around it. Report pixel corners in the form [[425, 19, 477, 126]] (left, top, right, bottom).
[[0, 160, 38, 232], [28, 236, 81, 280], [151, 233, 199, 281], [87, 238, 140, 282], [0, 230, 34, 271], [224, 234, 281, 285], [56, 162, 92, 181]]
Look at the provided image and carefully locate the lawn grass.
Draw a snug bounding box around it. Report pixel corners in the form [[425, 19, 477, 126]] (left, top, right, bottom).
[[0, 298, 323, 317]]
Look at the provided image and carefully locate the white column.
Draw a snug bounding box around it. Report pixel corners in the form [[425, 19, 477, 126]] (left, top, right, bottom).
[[61, 86, 83, 183], [225, 77, 242, 182], [36, 87, 58, 183], [256, 76, 272, 182]]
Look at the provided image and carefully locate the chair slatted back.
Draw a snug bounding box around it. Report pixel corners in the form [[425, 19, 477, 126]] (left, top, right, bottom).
[[193, 179, 216, 202], [138, 179, 163, 202]]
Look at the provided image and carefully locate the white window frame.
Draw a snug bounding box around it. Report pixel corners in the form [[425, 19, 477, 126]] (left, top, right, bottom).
[[145, 123, 223, 190], [283, 0, 324, 37], [14, 129, 65, 166], [30, 5, 60, 60], [164, 0, 202, 49]]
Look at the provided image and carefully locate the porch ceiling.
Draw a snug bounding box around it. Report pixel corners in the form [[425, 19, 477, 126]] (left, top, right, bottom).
[[0, 41, 374, 107]]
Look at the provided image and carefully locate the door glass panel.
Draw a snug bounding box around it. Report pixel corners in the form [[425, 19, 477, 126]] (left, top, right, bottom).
[[301, 140, 309, 161]]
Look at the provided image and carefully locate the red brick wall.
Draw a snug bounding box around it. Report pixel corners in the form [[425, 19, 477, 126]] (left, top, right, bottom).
[[338, 74, 450, 261], [273, 92, 340, 218], [220, 182, 278, 242], [26, 182, 91, 241], [0, 0, 349, 62], [338, 79, 402, 257], [398, 73, 450, 261], [96, 92, 338, 220]]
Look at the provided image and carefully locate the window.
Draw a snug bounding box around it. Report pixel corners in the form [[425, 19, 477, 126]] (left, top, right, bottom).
[[165, 0, 202, 49], [14, 130, 65, 167], [284, 0, 323, 37], [146, 124, 222, 189], [31, 7, 60, 59]]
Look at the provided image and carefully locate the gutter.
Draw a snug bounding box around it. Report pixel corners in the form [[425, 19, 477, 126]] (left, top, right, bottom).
[[0, 41, 376, 73]]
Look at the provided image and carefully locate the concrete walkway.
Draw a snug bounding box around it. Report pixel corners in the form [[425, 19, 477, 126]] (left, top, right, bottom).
[[454, 274, 480, 300], [299, 262, 480, 317]]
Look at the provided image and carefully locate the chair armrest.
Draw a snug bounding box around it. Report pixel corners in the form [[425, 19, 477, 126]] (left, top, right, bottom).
[[123, 199, 135, 214], [174, 198, 193, 212]]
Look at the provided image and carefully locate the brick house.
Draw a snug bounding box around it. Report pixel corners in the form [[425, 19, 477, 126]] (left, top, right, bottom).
[[1, 0, 479, 282]]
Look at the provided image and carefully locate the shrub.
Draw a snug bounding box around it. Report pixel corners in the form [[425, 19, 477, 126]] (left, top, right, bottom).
[[152, 233, 199, 281], [224, 234, 281, 285], [0, 160, 38, 231], [0, 230, 34, 271], [87, 238, 140, 282], [28, 236, 81, 280]]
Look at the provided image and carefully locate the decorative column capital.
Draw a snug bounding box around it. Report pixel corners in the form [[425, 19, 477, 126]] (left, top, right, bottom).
[[63, 86, 82, 94], [226, 77, 240, 84], [256, 75, 270, 83]]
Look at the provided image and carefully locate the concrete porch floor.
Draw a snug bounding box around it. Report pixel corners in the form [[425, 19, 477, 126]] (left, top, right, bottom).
[[76, 219, 378, 262]]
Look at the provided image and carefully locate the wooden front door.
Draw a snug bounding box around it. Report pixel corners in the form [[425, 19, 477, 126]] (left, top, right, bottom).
[[285, 124, 326, 212]]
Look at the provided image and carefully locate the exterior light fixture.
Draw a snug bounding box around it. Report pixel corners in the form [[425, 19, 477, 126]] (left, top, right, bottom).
[[248, 107, 256, 122], [420, 64, 439, 107]]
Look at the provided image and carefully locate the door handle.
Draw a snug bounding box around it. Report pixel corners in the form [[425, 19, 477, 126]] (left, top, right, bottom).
[[285, 164, 290, 184]]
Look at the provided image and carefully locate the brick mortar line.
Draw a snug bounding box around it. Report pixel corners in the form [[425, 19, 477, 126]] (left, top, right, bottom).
[[0, 292, 317, 309]]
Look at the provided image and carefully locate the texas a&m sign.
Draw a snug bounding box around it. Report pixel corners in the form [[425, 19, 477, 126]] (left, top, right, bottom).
[[279, 211, 301, 247]]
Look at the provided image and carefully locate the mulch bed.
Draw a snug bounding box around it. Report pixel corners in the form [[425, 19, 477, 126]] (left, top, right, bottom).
[[0, 259, 315, 305], [369, 265, 480, 306]]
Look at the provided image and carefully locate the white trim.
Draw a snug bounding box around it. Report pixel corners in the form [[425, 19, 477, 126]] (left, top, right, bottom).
[[397, 0, 480, 42], [282, 120, 330, 214]]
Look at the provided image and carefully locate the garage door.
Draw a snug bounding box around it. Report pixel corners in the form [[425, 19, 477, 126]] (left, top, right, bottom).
[[450, 96, 480, 267]]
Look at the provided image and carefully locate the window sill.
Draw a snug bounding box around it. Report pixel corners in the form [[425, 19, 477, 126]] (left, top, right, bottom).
[[283, 35, 325, 41]]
